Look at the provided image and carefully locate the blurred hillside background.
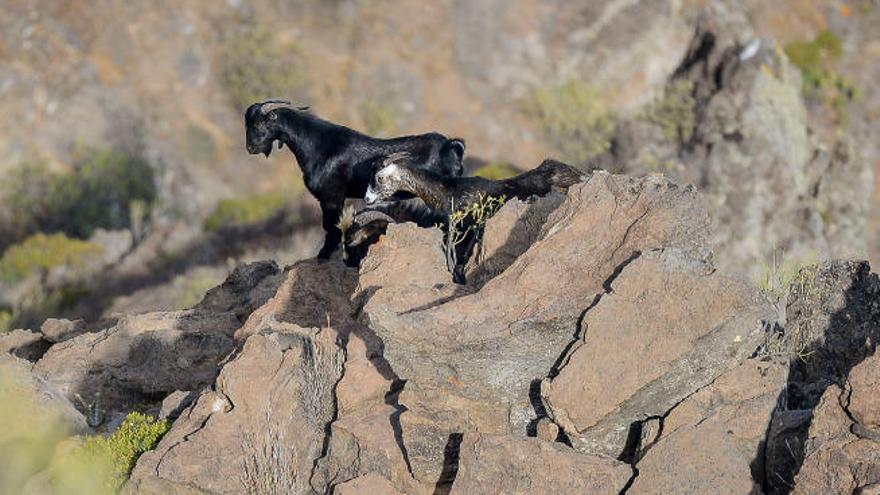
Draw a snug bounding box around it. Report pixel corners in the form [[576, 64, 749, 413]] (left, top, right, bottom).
[[0, 0, 878, 331]]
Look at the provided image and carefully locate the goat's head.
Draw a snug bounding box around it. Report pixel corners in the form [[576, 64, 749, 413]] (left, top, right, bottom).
[[364, 153, 413, 205], [341, 209, 395, 267], [244, 100, 294, 157]]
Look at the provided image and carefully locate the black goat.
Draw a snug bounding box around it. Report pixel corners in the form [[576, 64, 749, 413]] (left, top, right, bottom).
[[245, 100, 465, 259]]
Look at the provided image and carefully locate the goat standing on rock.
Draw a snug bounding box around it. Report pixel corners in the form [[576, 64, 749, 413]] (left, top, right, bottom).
[[245, 100, 465, 259]]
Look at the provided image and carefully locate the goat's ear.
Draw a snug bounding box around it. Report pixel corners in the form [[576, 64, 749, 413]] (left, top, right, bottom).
[[267, 111, 279, 121]]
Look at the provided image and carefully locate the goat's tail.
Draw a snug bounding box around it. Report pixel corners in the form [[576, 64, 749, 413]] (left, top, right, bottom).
[[538, 159, 585, 191], [507, 159, 584, 196], [441, 137, 466, 162]]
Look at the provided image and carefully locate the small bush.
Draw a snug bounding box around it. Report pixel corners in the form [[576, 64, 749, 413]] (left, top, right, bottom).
[[784, 30, 859, 120], [220, 26, 310, 111], [0, 233, 104, 284], [203, 192, 290, 232], [644, 79, 696, 142], [527, 80, 615, 164], [0, 149, 156, 254], [76, 412, 171, 491], [0, 310, 10, 332], [473, 162, 521, 180]]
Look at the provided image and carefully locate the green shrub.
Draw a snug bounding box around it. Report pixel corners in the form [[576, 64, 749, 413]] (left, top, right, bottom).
[[0, 310, 10, 332], [473, 162, 521, 180], [527, 80, 615, 164], [76, 412, 171, 491], [0, 233, 104, 283], [784, 30, 858, 120], [0, 149, 156, 253], [644, 79, 696, 142], [220, 26, 310, 111], [203, 191, 290, 232]]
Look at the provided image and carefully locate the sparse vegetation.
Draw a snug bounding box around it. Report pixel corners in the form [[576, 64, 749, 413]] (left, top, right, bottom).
[[360, 100, 400, 137], [527, 80, 615, 164], [220, 26, 310, 111], [0, 233, 104, 284], [644, 79, 696, 142], [444, 193, 507, 279], [784, 30, 859, 121], [0, 310, 10, 332], [755, 249, 818, 362], [203, 191, 293, 232], [75, 412, 171, 492], [0, 149, 156, 254], [473, 161, 521, 180]]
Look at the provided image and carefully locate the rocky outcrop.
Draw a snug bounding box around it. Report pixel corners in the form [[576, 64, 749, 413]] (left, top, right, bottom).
[[542, 248, 773, 455], [129, 328, 344, 495], [31, 261, 282, 415], [13, 169, 880, 495], [601, 4, 871, 278]]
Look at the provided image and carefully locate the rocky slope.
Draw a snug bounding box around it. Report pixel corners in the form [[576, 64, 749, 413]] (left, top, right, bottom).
[[4, 169, 880, 494]]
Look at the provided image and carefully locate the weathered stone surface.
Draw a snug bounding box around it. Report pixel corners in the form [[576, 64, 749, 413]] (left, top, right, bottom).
[[0, 329, 50, 361], [789, 385, 880, 495], [450, 433, 631, 495], [630, 359, 787, 492], [236, 259, 359, 341], [128, 328, 345, 495], [194, 260, 284, 322], [602, 4, 871, 278], [40, 318, 88, 343], [33, 309, 240, 413], [334, 473, 403, 495], [31, 261, 283, 414], [543, 248, 773, 455], [361, 172, 713, 437], [848, 352, 880, 429]]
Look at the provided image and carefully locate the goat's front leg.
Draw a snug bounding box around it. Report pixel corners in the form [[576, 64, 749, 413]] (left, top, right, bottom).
[[317, 199, 343, 260]]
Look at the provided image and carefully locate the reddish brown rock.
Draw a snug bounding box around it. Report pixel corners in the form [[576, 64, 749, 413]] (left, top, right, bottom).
[[450, 433, 631, 495], [847, 352, 880, 429], [40, 318, 88, 343], [543, 248, 773, 455], [128, 327, 345, 495]]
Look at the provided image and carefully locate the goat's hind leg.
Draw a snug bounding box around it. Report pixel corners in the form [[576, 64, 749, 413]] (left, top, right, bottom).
[[317, 200, 343, 260]]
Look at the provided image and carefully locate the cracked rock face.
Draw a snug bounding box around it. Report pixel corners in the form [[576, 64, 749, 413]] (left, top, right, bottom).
[[128, 328, 345, 495], [542, 248, 774, 456], [360, 171, 714, 440]]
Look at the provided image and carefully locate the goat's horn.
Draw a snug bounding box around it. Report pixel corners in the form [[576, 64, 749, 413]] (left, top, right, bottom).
[[355, 209, 397, 225], [259, 100, 292, 115]]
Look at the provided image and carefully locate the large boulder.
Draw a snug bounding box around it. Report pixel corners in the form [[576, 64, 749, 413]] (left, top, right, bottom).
[[354, 171, 763, 483], [127, 327, 345, 495], [542, 248, 773, 455]]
